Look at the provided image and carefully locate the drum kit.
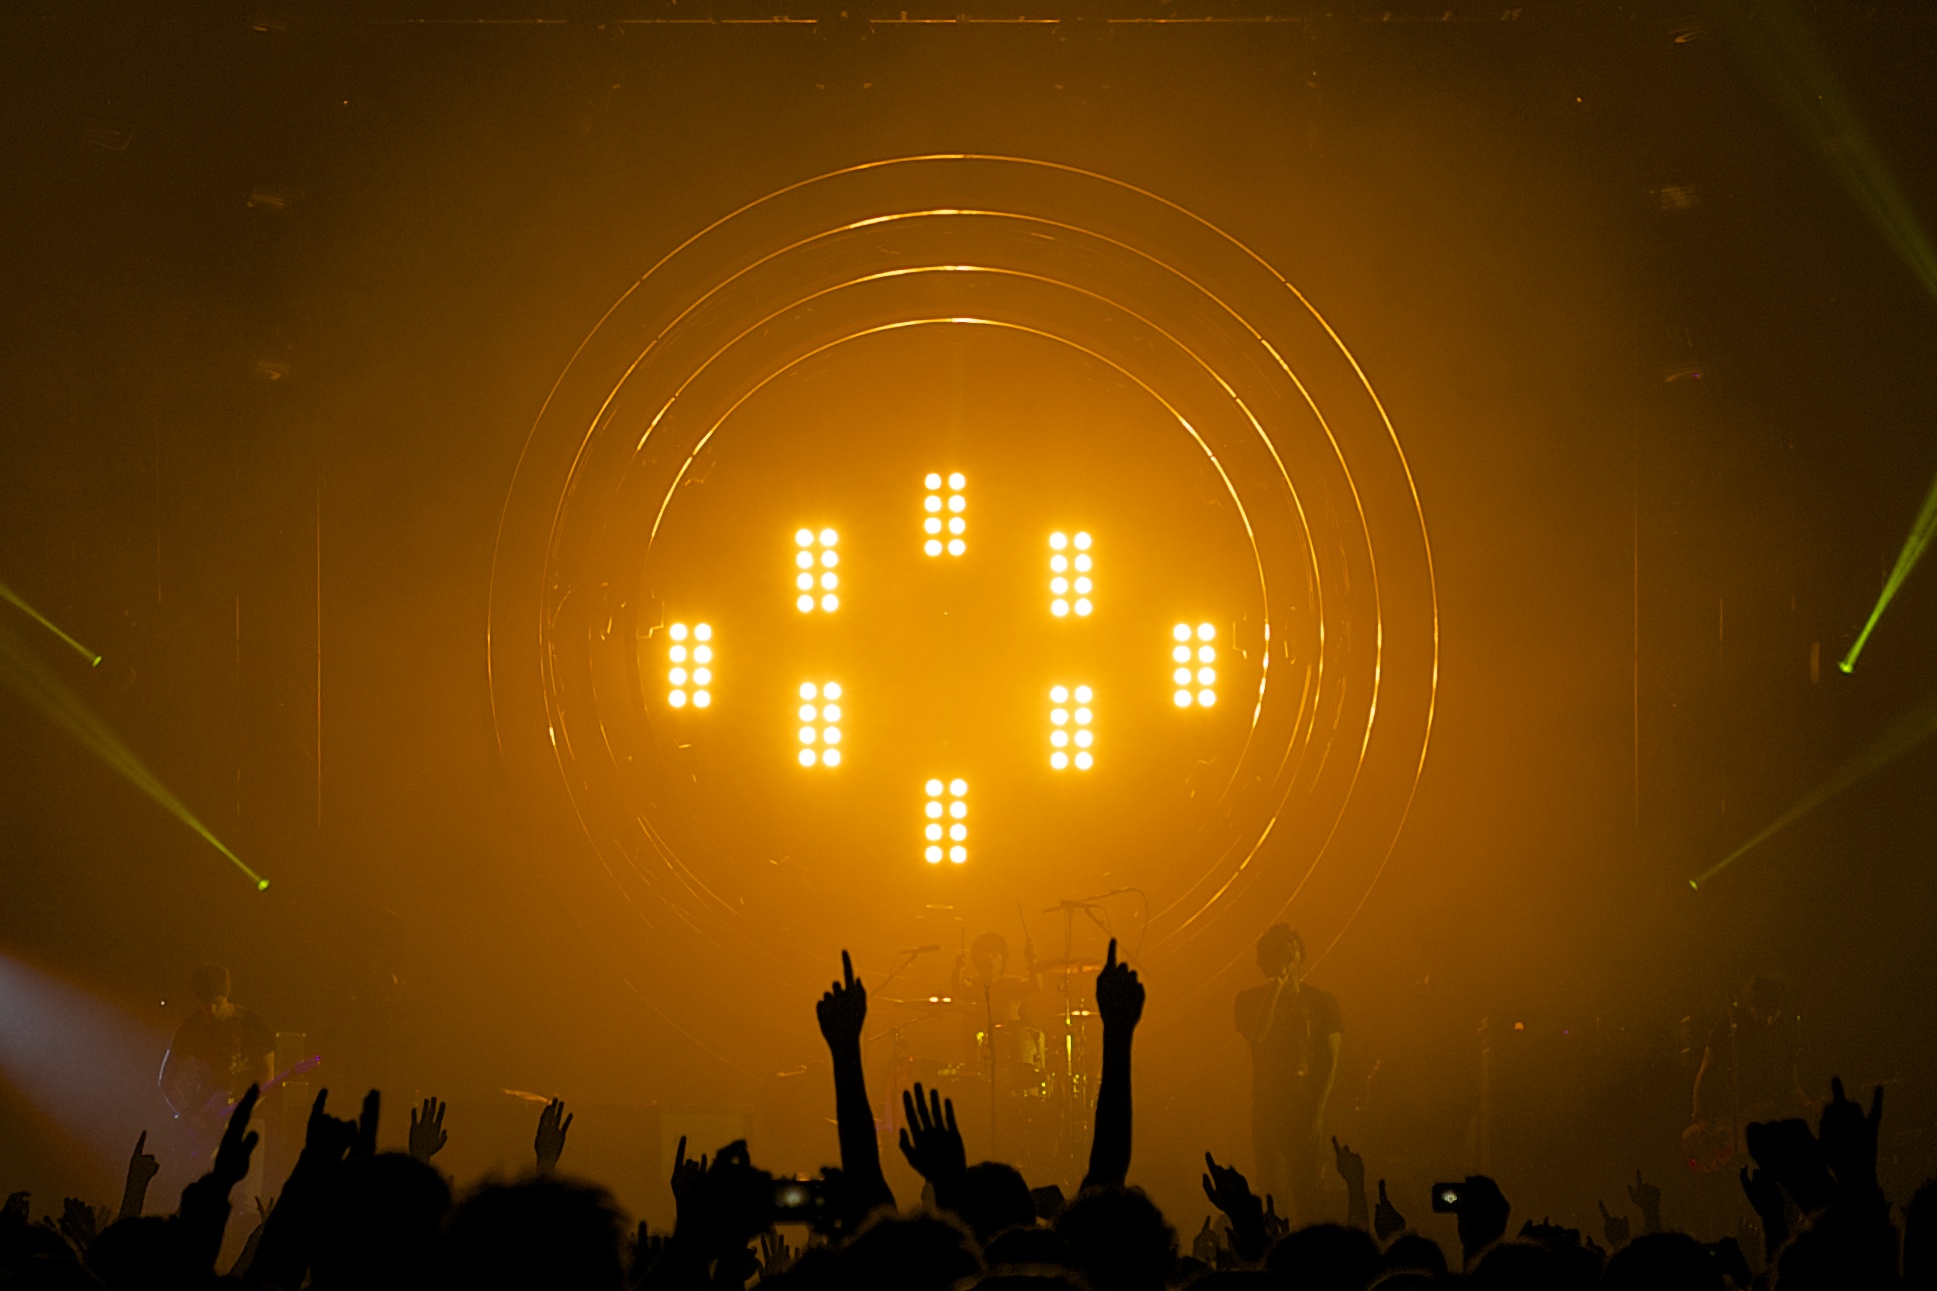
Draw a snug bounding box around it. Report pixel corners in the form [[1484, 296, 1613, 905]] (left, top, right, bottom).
[[877, 952, 1110, 1186]]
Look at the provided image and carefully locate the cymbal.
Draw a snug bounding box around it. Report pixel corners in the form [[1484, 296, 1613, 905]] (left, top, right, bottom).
[[1034, 958, 1104, 976], [878, 995, 975, 1011]]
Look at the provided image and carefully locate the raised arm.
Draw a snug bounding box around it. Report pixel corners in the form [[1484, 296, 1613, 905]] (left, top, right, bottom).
[[817, 950, 894, 1217], [1082, 939, 1144, 1191]]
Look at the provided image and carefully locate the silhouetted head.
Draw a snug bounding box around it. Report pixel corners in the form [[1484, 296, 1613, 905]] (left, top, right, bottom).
[[1256, 927, 1304, 981], [955, 1161, 1038, 1245], [84, 1217, 174, 1291], [968, 1274, 1093, 1291], [1186, 1273, 1280, 1290], [313, 1152, 452, 1289], [1381, 1231, 1449, 1276], [971, 933, 1010, 984], [1469, 1239, 1570, 1290], [441, 1176, 625, 1291], [189, 963, 233, 1018], [1, 1222, 81, 1283], [1773, 1204, 1900, 1290], [0, 1257, 103, 1290], [839, 1211, 980, 1291], [1904, 1179, 1937, 1288], [985, 1225, 1073, 1270], [1054, 1187, 1177, 1291], [1264, 1223, 1380, 1290], [1602, 1232, 1722, 1291]]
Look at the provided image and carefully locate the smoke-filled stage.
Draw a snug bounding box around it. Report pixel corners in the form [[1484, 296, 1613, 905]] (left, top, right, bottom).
[[4, 4, 1937, 1288]]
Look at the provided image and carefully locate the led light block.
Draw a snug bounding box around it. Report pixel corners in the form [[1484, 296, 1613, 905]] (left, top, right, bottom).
[[1050, 684, 1095, 770], [924, 777, 968, 863], [666, 622, 712, 710], [796, 681, 843, 767], [1172, 623, 1216, 707], [795, 528, 840, 612], [1048, 531, 1094, 617], [924, 472, 967, 557]]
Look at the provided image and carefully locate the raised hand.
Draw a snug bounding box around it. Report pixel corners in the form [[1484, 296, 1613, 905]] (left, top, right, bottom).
[[535, 1097, 573, 1173], [1738, 1163, 1786, 1257], [1597, 1197, 1630, 1248], [1454, 1175, 1510, 1267], [1095, 939, 1145, 1031], [57, 1197, 99, 1253], [1331, 1137, 1365, 1190], [897, 1083, 967, 1190], [119, 1131, 160, 1220], [409, 1097, 449, 1162], [353, 1090, 381, 1160], [1201, 1154, 1267, 1263], [816, 950, 868, 1049], [671, 1135, 708, 1233], [1817, 1075, 1884, 1198], [1374, 1179, 1407, 1241], [212, 1085, 262, 1190], [303, 1089, 360, 1163], [1625, 1168, 1661, 1234]]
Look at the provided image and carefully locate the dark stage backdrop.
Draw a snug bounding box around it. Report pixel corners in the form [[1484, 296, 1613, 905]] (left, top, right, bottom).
[[4, 0, 1937, 1234]]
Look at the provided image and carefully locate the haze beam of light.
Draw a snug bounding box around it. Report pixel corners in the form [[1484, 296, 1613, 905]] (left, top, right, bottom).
[[1839, 474, 1937, 674], [1724, 0, 1937, 672], [0, 581, 103, 668], [1691, 684, 1937, 890], [0, 617, 269, 890]]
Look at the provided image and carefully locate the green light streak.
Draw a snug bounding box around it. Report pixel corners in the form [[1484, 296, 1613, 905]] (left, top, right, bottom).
[[0, 616, 269, 890], [1691, 685, 1937, 889], [1839, 475, 1937, 674], [0, 582, 103, 668], [1722, 0, 1937, 672]]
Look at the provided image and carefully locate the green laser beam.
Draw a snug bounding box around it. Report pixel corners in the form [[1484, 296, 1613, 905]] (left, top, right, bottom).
[[0, 582, 103, 668], [0, 616, 268, 891], [1691, 685, 1937, 890], [1839, 473, 1937, 674]]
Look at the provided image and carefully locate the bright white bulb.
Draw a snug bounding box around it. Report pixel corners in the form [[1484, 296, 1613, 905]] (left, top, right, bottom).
[[1174, 668, 1192, 685], [1075, 729, 1093, 748], [947, 517, 965, 535], [800, 683, 819, 700], [948, 472, 965, 490], [1173, 624, 1192, 642], [1050, 751, 1069, 769], [926, 845, 943, 864], [1198, 689, 1217, 707], [670, 645, 688, 663], [1198, 668, 1217, 686], [925, 495, 942, 513], [1051, 577, 1069, 595], [924, 517, 942, 534], [1199, 646, 1216, 663], [818, 529, 838, 547], [693, 668, 711, 686], [1051, 708, 1068, 726], [925, 473, 942, 490], [926, 823, 943, 841], [926, 801, 944, 819], [1051, 599, 1069, 617], [949, 778, 967, 797], [670, 668, 689, 686], [693, 646, 712, 664], [1051, 554, 1069, 572], [796, 594, 814, 613], [1074, 751, 1093, 770], [1074, 707, 1092, 726], [949, 801, 967, 819], [946, 539, 965, 557], [925, 539, 943, 557], [1074, 685, 1092, 703], [1174, 690, 1193, 708], [669, 690, 688, 708], [796, 572, 814, 591], [1051, 730, 1069, 748], [1074, 554, 1092, 572], [1050, 532, 1068, 550], [695, 623, 711, 641], [1074, 532, 1091, 550], [1198, 623, 1215, 641], [949, 845, 967, 864], [822, 704, 841, 723], [949, 823, 966, 842], [821, 594, 839, 612], [795, 529, 814, 547], [1050, 685, 1070, 703], [796, 551, 814, 570], [799, 704, 818, 722], [799, 748, 817, 767], [821, 550, 838, 568], [824, 727, 841, 745], [947, 495, 965, 513], [820, 572, 838, 590], [799, 726, 817, 744], [1075, 599, 1092, 615], [925, 779, 943, 796], [1074, 577, 1092, 595], [823, 748, 841, 767], [692, 689, 709, 707], [824, 682, 842, 700], [1173, 646, 1192, 663], [670, 623, 689, 641]]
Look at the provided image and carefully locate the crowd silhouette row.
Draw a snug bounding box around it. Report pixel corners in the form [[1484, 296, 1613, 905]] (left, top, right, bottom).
[[2, 942, 1929, 1289]]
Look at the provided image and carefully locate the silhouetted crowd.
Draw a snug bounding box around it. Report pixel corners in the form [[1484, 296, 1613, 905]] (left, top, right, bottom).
[[3, 942, 1930, 1290]]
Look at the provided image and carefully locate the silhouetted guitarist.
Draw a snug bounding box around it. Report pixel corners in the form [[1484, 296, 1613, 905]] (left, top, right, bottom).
[[158, 964, 275, 1159]]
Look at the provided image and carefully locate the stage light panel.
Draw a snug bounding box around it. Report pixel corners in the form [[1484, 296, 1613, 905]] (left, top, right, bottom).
[[796, 681, 843, 768], [1050, 531, 1095, 617], [925, 473, 967, 556], [925, 778, 969, 864], [795, 529, 840, 612], [1049, 684, 1095, 770], [666, 623, 712, 710]]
